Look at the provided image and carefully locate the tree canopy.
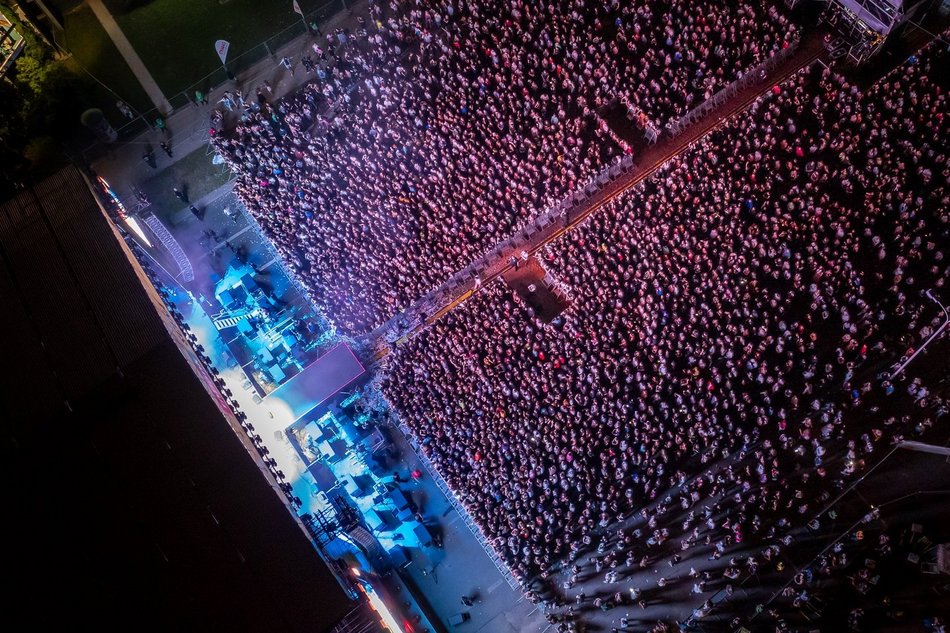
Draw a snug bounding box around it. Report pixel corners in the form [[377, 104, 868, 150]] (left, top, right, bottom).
[[0, 3, 98, 196]]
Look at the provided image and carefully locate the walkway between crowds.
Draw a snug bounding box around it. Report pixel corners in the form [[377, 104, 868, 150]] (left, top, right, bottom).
[[368, 29, 829, 361]]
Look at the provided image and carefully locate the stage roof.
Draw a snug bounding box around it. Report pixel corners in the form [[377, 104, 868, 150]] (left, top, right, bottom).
[[836, 0, 902, 33], [268, 342, 366, 421], [1, 167, 354, 631]]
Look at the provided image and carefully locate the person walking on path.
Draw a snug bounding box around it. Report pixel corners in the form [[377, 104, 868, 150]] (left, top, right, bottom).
[[173, 187, 189, 204], [194, 89, 208, 105], [116, 100, 134, 120], [160, 141, 173, 158]]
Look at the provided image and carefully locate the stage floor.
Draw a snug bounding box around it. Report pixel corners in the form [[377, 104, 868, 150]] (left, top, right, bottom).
[[502, 256, 571, 323]]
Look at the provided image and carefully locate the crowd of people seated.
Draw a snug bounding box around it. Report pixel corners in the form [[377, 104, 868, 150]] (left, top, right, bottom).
[[383, 44, 949, 624], [213, 0, 797, 335]]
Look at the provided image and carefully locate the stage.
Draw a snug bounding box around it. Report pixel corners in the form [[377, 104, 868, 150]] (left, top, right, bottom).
[[502, 256, 571, 323], [267, 342, 366, 422]]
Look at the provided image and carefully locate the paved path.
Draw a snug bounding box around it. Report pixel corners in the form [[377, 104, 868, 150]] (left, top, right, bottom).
[[368, 30, 828, 361], [87, 0, 170, 112]]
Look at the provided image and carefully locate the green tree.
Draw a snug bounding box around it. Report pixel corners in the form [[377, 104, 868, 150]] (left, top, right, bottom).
[[0, 2, 98, 196]]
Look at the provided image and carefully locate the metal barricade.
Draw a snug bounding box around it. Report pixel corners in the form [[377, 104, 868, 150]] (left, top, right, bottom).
[[394, 419, 523, 591]]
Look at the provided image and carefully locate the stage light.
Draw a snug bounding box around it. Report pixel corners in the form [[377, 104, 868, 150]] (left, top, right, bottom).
[[123, 216, 153, 248], [97, 176, 153, 247]]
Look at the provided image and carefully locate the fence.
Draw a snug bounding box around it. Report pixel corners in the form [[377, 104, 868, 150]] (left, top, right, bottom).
[[460, 42, 801, 292], [373, 40, 807, 355], [390, 416, 523, 592], [665, 39, 801, 139], [367, 147, 639, 352], [505, 41, 803, 249]]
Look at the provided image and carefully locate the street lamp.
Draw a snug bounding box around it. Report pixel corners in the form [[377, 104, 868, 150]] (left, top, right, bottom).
[[889, 290, 949, 380]]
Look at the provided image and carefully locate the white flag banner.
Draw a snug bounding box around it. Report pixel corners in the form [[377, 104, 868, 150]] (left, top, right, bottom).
[[214, 39, 230, 65], [293, 0, 303, 16]]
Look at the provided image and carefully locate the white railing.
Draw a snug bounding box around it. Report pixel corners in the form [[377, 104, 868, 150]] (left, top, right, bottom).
[[392, 417, 523, 591], [666, 40, 801, 139], [371, 41, 804, 352], [142, 213, 194, 282]]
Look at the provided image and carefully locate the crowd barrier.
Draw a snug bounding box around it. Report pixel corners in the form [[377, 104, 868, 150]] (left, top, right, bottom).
[[666, 40, 801, 139], [425, 41, 802, 315], [371, 41, 805, 353], [393, 418, 524, 591]]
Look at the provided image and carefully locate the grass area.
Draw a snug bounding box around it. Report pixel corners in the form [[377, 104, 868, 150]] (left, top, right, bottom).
[[46, 0, 85, 13], [60, 5, 153, 115], [115, 0, 342, 97], [140, 146, 233, 222]]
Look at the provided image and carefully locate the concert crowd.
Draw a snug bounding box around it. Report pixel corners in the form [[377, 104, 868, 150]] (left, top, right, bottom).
[[206, 0, 950, 627], [213, 0, 797, 334], [383, 43, 949, 627]]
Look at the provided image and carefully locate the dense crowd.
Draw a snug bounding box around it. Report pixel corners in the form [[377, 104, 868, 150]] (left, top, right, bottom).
[[214, 0, 797, 335], [384, 43, 949, 606]]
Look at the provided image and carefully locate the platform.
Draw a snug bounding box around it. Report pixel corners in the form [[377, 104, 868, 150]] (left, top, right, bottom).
[[267, 343, 366, 422], [502, 256, 571, 323]]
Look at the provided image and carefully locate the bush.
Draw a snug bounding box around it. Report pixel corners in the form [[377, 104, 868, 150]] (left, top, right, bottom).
[[0, 2, 98, 194]]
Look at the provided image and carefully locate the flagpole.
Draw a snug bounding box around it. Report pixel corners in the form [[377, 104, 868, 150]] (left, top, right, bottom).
[[293, 1, 309, 34]]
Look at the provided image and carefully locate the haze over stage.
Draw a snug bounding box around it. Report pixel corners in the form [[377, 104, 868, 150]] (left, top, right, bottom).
[[268, 342, 366, 421]]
